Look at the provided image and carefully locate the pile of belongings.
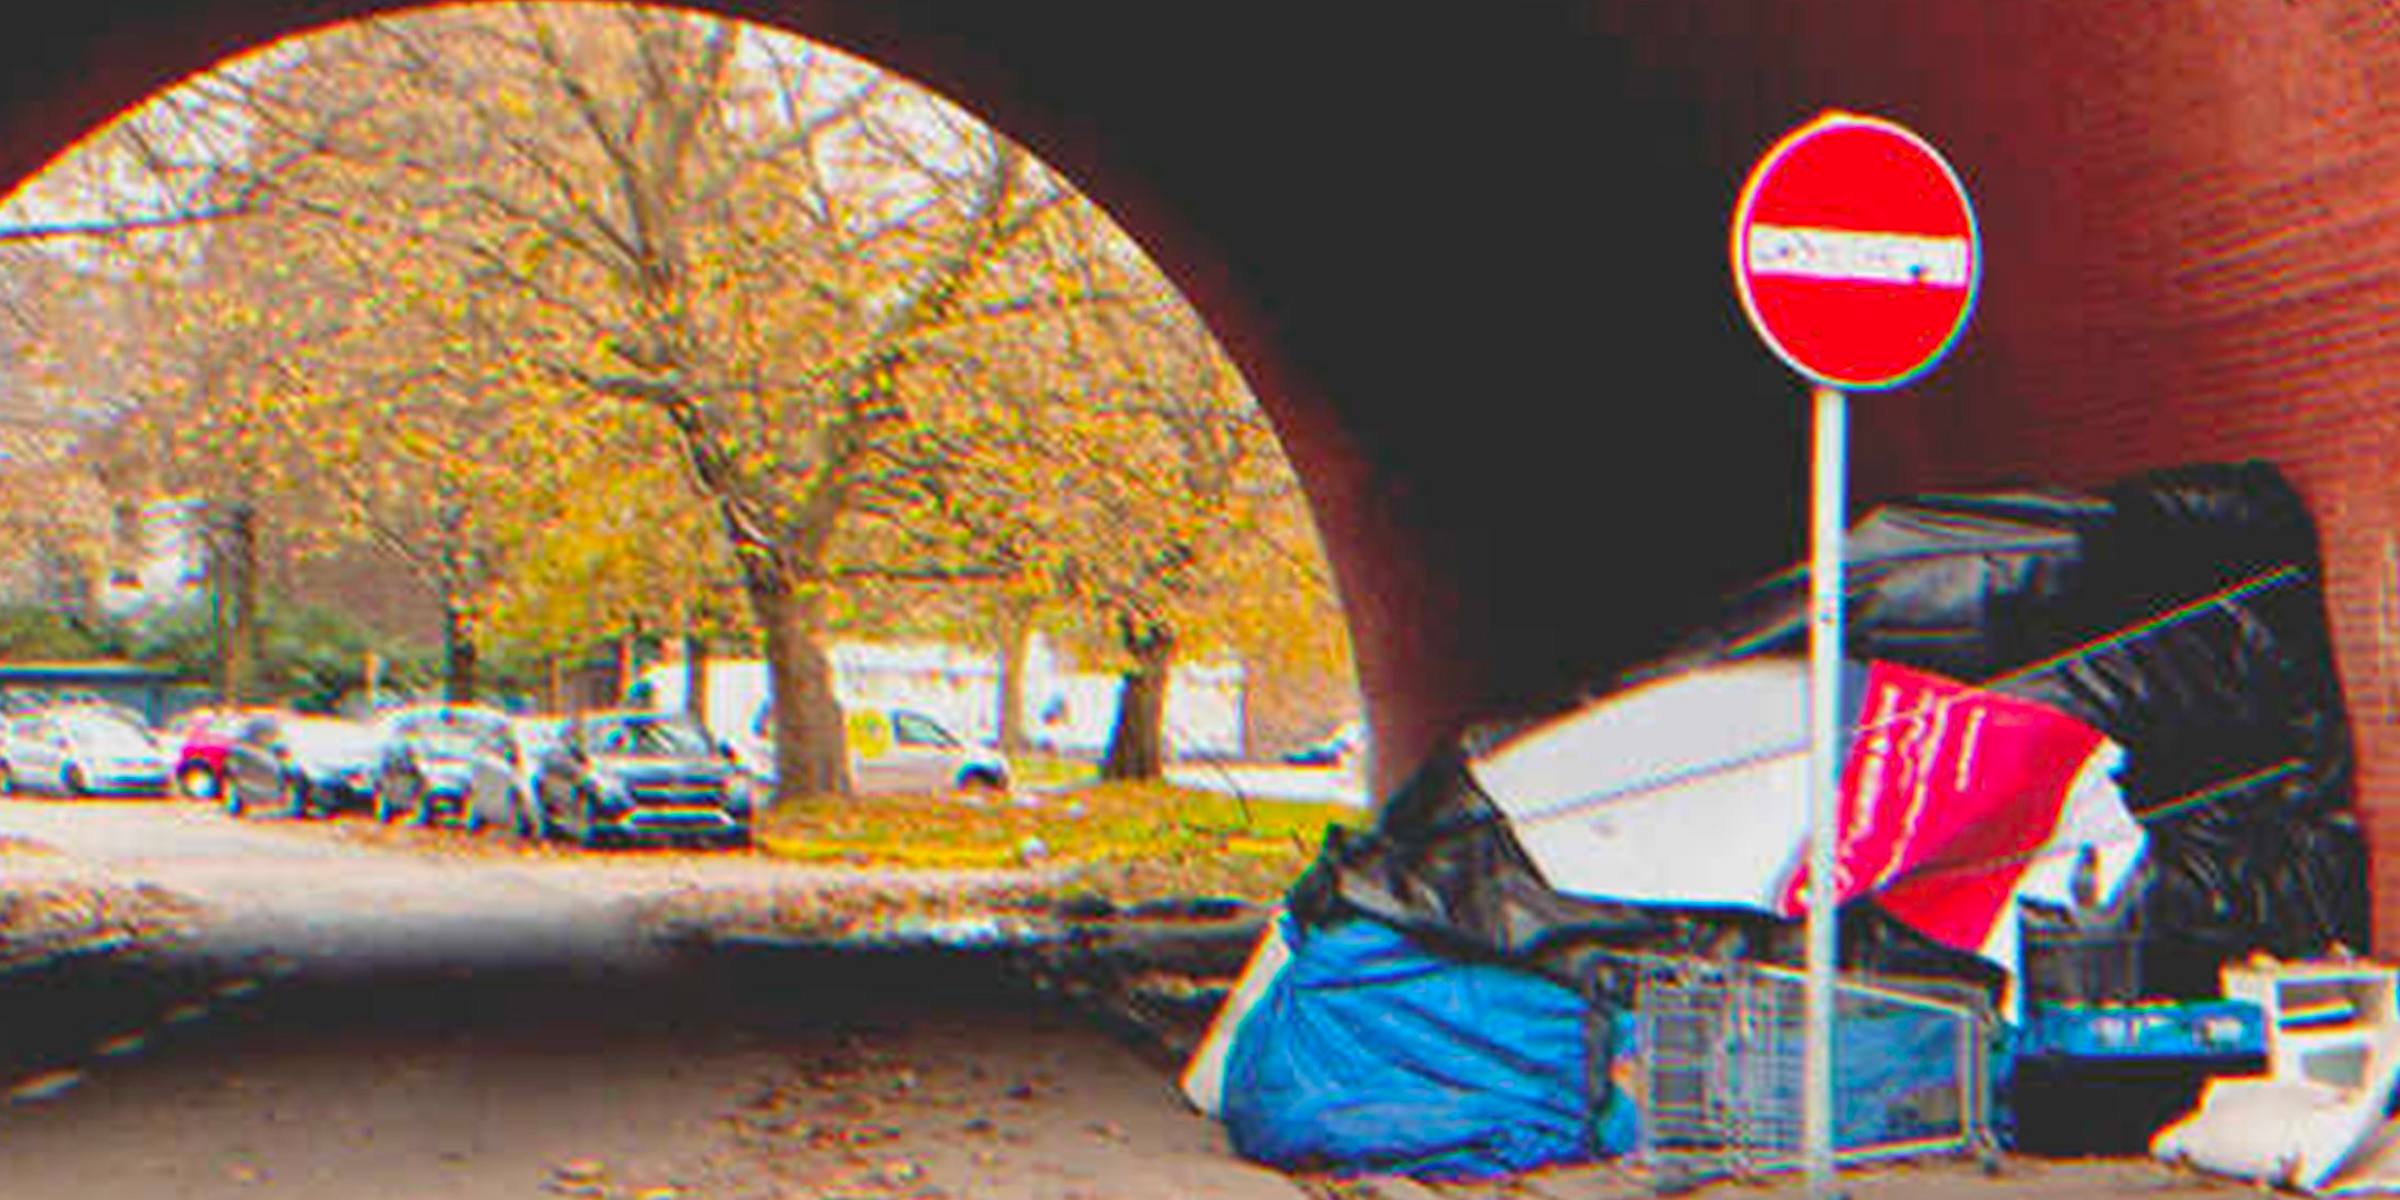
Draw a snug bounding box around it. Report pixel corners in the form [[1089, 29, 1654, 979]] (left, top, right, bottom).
[[1183, 460, 2368, 1180]]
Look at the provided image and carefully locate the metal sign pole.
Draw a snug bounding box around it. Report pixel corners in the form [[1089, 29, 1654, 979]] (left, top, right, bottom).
[[1804, 381, 1847, 1200], [1732, 110, 1975, 1200]]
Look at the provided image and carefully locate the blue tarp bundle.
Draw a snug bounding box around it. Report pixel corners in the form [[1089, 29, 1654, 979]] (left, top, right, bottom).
[[1220, 915, 1638, 1179], [1815, 996, 1981, 1152], [1213, 914, 1996, 1179]]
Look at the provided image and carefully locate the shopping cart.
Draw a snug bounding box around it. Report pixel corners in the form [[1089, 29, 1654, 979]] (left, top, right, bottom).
[[1629, 956, 1996, 1186]]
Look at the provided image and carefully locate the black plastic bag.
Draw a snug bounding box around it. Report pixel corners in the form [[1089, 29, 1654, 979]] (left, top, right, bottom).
[[1291, 461, 2365, 1002]]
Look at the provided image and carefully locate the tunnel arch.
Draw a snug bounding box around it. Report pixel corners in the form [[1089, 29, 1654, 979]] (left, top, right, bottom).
[[17, 0, 2400, 948]]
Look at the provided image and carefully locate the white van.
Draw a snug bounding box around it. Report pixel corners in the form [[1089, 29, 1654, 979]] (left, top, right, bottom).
[[626, 662, 1009, 795], [736, 703, 1010, 795]]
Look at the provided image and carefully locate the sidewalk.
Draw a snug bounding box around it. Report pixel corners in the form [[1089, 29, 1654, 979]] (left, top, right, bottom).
[[1429, 1156, 2249, 1200]]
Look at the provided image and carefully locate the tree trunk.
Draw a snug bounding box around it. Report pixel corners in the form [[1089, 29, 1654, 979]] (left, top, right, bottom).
[[755, 573, 851, 802], [615, 631, 640, 712], [994, 601, 1035, 755], [441, 602, 477, 703], [681, 632, 708, 731], [1101, 616, 1174, 781], [218, 502, 258, 707]]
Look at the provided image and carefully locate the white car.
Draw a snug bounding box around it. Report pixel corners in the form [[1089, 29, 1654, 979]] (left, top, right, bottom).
[[0, 705, 171, 797], [502, 716, 566, 833]]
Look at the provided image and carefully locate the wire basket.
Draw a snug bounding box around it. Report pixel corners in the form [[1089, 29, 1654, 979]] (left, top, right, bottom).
[[1629, 956, 1995, 1185]]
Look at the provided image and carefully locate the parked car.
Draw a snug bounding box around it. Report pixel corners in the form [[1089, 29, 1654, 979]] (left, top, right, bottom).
[[165, 706, 261, 800], [369, 704, 531, 832], [532, 710, 752, 849], [506, 715, 566, 834], [0, 704, 171, 797], [1282, 719, 1366, 769], [732, 705, 1010, 796], [221, 712, 382, 818]]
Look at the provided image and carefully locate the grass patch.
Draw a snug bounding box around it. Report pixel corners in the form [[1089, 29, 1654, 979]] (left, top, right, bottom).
[[756, 779, 1368, 907], [1006, 752, 1102, 791]]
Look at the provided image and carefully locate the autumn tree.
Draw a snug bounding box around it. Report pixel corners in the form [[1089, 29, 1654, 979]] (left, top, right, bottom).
[[478, 393, 736, 699], [37, 14, 704, 706], [258, 6, 1118, 800], [3, 2, 1356, 788], [1059, 340, 1343, 781], [0, 47, 404, 702], [935, 203, 1350, 779]]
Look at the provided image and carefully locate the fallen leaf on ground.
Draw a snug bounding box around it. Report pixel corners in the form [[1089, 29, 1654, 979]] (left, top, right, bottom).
[[548, 1158, 610, 1196], [553, 1158, 607, 1180], [6, 1068, 84, 1104]]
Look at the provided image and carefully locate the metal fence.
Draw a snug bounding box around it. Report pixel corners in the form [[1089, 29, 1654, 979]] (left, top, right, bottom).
[[1630, 956, 1995, 1184]]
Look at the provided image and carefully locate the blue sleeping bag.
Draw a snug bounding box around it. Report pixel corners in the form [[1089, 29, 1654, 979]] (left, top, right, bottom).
[[1219, 915, 1635, 1179]]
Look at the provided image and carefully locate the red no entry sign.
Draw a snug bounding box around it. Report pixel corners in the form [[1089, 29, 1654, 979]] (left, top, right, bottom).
[[1731, 111, 1980, 391]]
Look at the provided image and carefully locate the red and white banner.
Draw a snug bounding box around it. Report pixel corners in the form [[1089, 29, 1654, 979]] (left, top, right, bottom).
[[1774, 661, 2142, 974], [1471, 657, 2145, 1006]]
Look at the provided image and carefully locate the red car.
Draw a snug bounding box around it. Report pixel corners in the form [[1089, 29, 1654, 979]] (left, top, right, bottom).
[[166, 707, 255, 800]]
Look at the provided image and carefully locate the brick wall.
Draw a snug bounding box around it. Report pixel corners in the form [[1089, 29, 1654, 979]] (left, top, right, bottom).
[[1839, 0, 2400, 953]]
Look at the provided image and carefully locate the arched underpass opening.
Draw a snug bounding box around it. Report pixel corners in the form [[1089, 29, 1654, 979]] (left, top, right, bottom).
[[0, 0, 1366, 823], [14, 3, 2400, 854], [0, 6, 1373, 1193], [9, 0, 2400, 1192]]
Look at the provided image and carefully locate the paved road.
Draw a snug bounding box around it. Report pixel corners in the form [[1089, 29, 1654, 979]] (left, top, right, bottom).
[[0, 948, 1312, 1200], [0, 796, 1023, 974], [0, 796, 1307, 1199]]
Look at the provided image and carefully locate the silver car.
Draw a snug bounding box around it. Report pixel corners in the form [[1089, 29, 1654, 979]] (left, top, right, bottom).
[[368, 704, 535, 833], [0, 705, 171, 797], [532, 711, 753, 848]]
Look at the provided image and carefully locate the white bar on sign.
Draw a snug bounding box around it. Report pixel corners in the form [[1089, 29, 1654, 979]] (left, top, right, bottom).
[[1748, 225, 1970, 287]]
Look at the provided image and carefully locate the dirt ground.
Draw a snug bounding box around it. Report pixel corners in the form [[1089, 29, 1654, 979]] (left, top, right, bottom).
[[0, 954, 2265, 1200]]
